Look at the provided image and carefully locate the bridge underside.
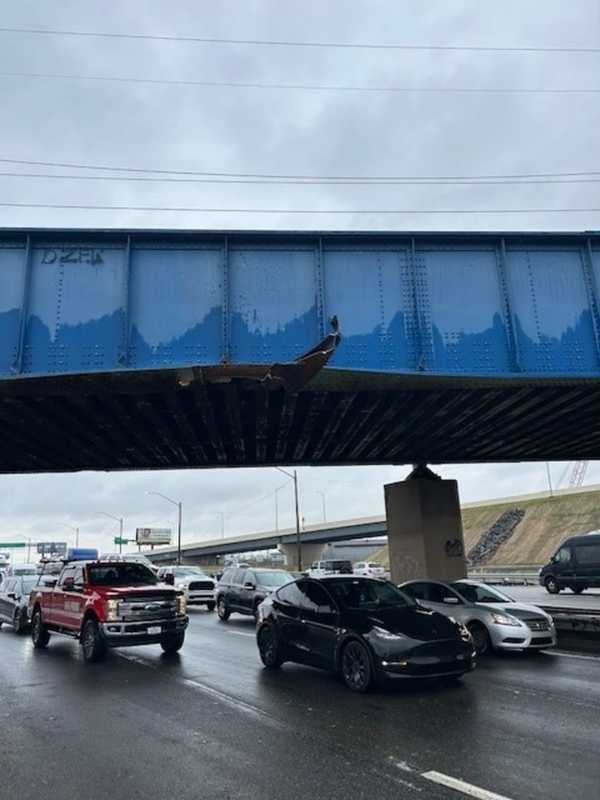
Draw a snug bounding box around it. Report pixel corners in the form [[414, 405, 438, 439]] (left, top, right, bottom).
[[2, 368, 599, 473]]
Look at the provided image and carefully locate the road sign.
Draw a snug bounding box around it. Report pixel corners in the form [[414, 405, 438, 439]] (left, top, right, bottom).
[[136, 528, 172, 546], [0, 542, 26, 548], [114, 537, 132, 545], [37, 542, 68, 557]]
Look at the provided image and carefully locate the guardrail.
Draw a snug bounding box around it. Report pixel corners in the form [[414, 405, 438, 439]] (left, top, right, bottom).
[[541, 606, 600, 655], [468, 566, 540, 585]]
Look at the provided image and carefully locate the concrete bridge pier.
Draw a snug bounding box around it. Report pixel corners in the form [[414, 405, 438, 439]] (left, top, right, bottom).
[[278, 542, 325, 572], [384, 466, 467, 585]]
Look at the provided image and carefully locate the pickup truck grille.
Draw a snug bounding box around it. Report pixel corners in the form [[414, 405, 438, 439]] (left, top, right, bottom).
[[119, 596, 177, 622], [188, 581, 214, 591]]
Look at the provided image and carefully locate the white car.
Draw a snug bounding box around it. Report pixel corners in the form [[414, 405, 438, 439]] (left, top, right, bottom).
[[157, 566, 216, 610], [2, 563, 38, 578], [353, 562, 386, 578], [400, 579, 557, 655], [307, 559, 353, 578]]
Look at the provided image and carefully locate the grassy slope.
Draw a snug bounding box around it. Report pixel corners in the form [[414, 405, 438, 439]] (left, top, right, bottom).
[[367, 488, 600, 568]]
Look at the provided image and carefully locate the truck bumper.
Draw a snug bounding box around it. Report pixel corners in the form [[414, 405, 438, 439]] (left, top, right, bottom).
[[100, 615, 188, 647]]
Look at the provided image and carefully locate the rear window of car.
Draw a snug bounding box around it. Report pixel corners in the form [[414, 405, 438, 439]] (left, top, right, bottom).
[[89, 563, 158, 586], [368, 563, 382, 569], [328, 579, 413, 609]]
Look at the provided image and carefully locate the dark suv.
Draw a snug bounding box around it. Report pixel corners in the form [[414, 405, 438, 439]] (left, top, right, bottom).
[[216, 567, 294, 622]]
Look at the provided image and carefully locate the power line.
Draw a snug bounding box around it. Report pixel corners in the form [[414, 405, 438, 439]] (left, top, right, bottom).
[[2, 170, 600, 187], [0, 26, 598, 54], [1, 70, 598, 95], [1, 201, 599, 214], [2, 157, 598, 182]]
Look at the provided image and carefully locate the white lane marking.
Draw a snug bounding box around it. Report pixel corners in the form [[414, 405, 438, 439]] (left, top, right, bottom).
[[226, 630, 255, 638], [422, 771, 514, 800], [542, 649, 600, 662]]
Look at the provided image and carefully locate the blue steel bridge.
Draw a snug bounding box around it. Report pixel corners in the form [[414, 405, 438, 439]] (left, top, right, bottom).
[[0, 228, 599, 473]]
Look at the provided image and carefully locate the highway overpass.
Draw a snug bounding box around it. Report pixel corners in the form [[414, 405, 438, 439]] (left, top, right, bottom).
[[1, 228, 599, 473], [150, 515, 386, 564]]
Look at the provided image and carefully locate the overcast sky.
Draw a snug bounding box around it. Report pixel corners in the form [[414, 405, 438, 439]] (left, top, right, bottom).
[[0, 2, 598, 553]]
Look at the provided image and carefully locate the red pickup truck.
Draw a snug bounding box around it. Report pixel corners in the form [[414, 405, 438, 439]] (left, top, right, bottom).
[[29, 558, 188, 662]]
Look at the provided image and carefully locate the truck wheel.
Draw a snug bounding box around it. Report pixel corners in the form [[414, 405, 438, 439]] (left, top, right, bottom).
[[31, 608, 50, 649], [13, 608, 27, 634], [217, 597, 230, 622], [206, 601, 215, 612], [544, 576, 560, 594], [161, 632, 185, 654], [81, 617, 107, 663]]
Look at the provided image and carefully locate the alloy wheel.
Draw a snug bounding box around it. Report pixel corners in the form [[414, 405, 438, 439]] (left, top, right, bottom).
[[342, 641, 372, 692]]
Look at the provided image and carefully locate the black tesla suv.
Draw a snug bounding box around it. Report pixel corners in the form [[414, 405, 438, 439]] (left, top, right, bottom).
[[216, 566, 295, 622], [256, 576, 476, 692]]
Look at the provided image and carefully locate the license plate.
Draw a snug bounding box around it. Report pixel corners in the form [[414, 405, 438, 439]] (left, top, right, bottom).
[[147, 626, 161, 635]]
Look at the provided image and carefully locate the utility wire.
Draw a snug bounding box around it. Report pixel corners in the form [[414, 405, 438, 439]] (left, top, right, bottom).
[[1, 170, 600, 187], [1, 157, 598, 182], [0, 26, 598, 54], [1, 201, 599, 214], [1, 70, 597, 95]]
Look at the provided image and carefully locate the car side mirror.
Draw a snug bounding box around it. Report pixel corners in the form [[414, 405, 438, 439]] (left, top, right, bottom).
[[7, 592, 16, 600], [164, 573, 175, 586], [443, 596, 459, 605], [244, 581, 256, 590]]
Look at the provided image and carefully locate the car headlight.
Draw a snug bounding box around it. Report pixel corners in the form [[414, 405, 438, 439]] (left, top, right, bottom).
[[105, 599, 120, 622], [177, 593, 187, 615], [372, 625, 406, 641], [176, 582, 187, 590], [490, 612, 522, 627]]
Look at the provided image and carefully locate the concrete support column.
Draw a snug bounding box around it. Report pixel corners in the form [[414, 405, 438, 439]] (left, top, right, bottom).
[[278, 542, 325, 571], [384, 468, 467, 584]]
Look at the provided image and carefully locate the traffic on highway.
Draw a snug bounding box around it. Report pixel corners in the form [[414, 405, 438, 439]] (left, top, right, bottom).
[[1, 550, 599, 800]]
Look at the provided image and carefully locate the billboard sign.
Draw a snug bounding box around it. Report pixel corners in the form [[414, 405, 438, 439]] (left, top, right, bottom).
[[37, 542, 68, 557], [136, 527, 172, 546]]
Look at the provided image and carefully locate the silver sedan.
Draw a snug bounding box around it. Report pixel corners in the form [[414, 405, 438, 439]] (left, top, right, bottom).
[[399, 579, 556, 655]]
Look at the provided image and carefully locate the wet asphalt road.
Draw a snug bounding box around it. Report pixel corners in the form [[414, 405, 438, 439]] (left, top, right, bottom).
[[1, 609, 600, 800]]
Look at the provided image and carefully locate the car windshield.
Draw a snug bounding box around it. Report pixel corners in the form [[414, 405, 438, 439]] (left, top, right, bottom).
[[13, 566, 37, 575], [327, 579, 414, 610], [256, 570, 294, 587], [452, 582, 513, 604], [20, 577, 39, 593], [368, 563, 382, 569], [171, 567, 207, 577], [89, 563, 159, 586]]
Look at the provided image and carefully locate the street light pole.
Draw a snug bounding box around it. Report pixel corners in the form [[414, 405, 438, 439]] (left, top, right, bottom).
[[60, 523, 80, 548], [276, 468, 302, 571], [177, 501, 182, 565], [316, 490, 327, 522], [146, 491, 183, 565], [97, 512, 124, 553]]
